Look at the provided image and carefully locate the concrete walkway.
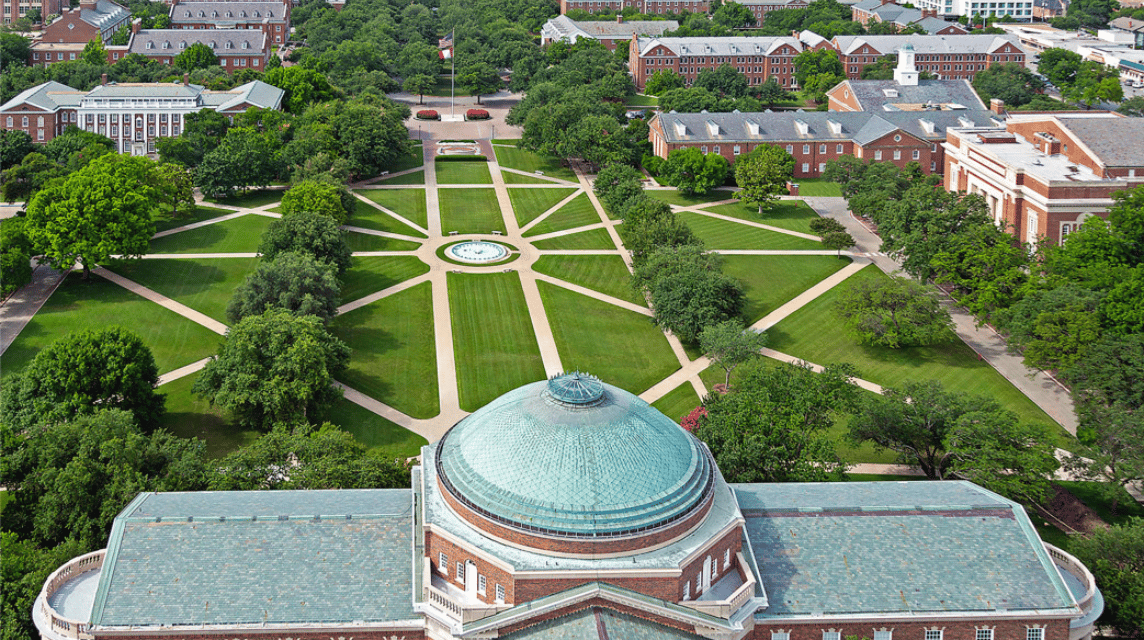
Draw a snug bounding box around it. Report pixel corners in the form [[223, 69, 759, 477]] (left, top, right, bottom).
[[0, 261, 69, 356]]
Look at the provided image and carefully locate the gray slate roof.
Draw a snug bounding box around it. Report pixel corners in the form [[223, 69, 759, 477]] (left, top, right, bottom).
[[79, 0, 130, 30], [737, 481, 1078, 618], [1110, 17, 1144, 33], [85, 82, 206, 99], [89, 490, 416, 629], [841, 78, 986, 110], [0, 81, 82, 112], [833, 33, 1023, 55], [170, 1, 285, 23], [637, 36, 802, 57], [545, 15, 678, 40], [129, 28, 266, 56], [502, 607, 701, 640], [1055, 115, 1144, 167]]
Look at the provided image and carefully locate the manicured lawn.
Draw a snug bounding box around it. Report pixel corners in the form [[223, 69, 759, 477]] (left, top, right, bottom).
[[354, 189, 429, 232], [503, 171, 560, 185], [493, 146, 578, 181], [375, 170, 425, 185], [439, 188, 506, 234], [533, 255, 643, 305], [702, 199, 822, 235], [530, 227, 617, 250], [153, 206, 235, 233], [344, 231, 421, 252], [2, 273, 222, 380], [435, 161, 493, 185], [106, 257, 260, 324], [645, 190, 735, 208], [539, 281, 679, 394], [316, 398, 428, 460], [625, 94, 659, 106], [207, 189, 285, 209], [720, 255, 851, 324], [159, 373, 261, 459], [795, 178, 843, 197], [678, 212, 821, 250], [651, 383, 701, 424], [341, 256, 430, 303], [388, 144, 424, 173], [766, 267, 1070, 442], [148, 215, 273, 254], [448, 273, 545, 412], [509, 187, 577, 228], [331, 282, 439, 419], [524, 193, 601, 237]]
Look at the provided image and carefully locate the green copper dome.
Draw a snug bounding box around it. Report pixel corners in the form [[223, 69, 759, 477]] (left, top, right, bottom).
[[435, 373, 714, 538]]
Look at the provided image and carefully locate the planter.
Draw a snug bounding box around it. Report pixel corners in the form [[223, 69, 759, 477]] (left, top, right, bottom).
[[416, 110, 440, 120], [465, 109, 490, 120]]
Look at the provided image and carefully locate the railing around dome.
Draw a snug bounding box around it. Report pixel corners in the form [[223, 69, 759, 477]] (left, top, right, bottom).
[[1044, 543, 1099, 640], [679, 552, 757, 619], [38, 550, 105, 640]]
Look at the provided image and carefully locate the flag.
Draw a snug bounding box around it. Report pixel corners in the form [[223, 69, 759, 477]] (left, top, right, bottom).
[[439, 47, 453, 60], [438, 31, 453, 50]]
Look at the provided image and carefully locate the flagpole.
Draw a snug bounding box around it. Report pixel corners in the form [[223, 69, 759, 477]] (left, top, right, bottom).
[[450, 28, 455, 119]]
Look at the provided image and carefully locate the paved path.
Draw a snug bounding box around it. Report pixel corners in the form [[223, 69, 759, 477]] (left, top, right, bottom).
[[93, 267, 228, 335], [0, 262, 69, 356]]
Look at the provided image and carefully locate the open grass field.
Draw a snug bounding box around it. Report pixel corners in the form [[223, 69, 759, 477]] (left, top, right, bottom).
[[158, 373, 260, 459], [539, 281, 679, 394], [503, 171, 561, 185], [106, 257, 259, 324], [448, 273, 546, 412], [509, 187, 577, 228], [341, 256, 430, 303], [702, 200, 822, 235], [344, 231, 421, 252], [530, 227, 616, 250], [388, 144, 425, 173], [651, 383, 701, 424], [678, 212, 822, 250], [439, 188, 506, 235], [331, 282, 439, 419], [720, 255, 851, 324], [153, 206, 235, 233], [316, 398, 428, 460], [524, 193, 600, 237], [375, 170, 425, 186], [2, 273, 222, 379], [148, 214, 273, 254], [625, 94, 659, 107], [435, 161, 493, 185], [645, 190, 735, 208], [353, 189, 429, 233], [533, 255, 643, 305], [493, 146, 578, 181], [794, 178, 843, 197], [207, 189, 285, 209]]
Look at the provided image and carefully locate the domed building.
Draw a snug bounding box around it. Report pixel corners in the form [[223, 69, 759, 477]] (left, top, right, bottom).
[[34, 374, 1101, 640]]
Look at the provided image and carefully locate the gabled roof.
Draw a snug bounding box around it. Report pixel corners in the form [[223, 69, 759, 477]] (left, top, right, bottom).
[[545, 15, 678, 40], [833, 34, 1024, 55], [637, 36, 802, 57], [205, 80, 285, 112], [79, 0, 130, 30], [502, 607, 700, 640], [1110, 17, 1144, 33], [0, 81, 80, 112], [170, 1, 286, 23], [128, 28, 266, 56], [1054, 115, 1144, 167], [838, 78, 987, 111]]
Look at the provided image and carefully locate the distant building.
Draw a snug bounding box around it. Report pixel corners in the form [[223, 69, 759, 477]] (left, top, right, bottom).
[[0, 77, 284, 152], [944, 113, 1144, 245], [1109, 17, 1144, 49], [832, 34, 1026, 80], [827, 44, 988, 111], [998, 23, 1144, 85], [1, 0, 59, 25], [737, 0, 810, 25], [851, 0, 968, 34], [28, 0, 130, 65], [559, 0, 807, 19], [115, 26, 271, 72], [168, 0, 291, 46], [540, 15, 678, 51], [913, 0, 1035, 19], [1032, 0, 1066, 20], [629, 36, 803, 91]]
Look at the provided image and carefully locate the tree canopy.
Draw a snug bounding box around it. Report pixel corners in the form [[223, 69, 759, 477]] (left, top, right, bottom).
[[659, 148, 728, 196], [633, 244, 745, 343], [700, 320, 767, 388], [835, 275, 956, 348], [259, 210, 353, 275], [226, 252, 342, 324], [733, 144, 794, 213]]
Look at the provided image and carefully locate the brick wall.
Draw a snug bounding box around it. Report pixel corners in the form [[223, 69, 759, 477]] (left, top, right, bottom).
[[425, 531, 515, 605]]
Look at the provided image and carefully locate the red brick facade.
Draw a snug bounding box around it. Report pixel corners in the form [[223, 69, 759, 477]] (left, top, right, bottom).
[[837, 38, 1024, 80], [167, 0, 291, 45], [629, 38, 801, 91]]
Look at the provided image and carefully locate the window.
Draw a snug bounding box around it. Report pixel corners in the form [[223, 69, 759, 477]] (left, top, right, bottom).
[[819, 144, 826, 153], [786, 145, 794, 153], [456, 561, 464, 582], [874, 150, 882, 160], [438, 553, 448, 574], [818, 163, 825, 173], [733, 145, 741, 155], [801, 163, 809, 173], [37, 129, 44, 140], [21, 116, 28, 127], [874, 631, 893, 640], [803, 144, 810, 154], [1026, 629, 1044, 640], [893, 150, 901, 160], [700, 145, 708, 153], [4, 117, 11, 127], [824, 632, 841, 640], [976, 629, 994, 640], [912, 150, 920, 160], [713, 145, 720, 155], [724, 548, 731, 569], [772, 633, 791, 640], [931, 161, 936, 171], [477, 574, 486, 595], [836, 143, 843, 153], [924, 630, 943, 640], [495, 584, 505, 603]]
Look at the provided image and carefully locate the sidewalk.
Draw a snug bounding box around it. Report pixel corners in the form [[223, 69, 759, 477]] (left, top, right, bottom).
[[0, 261, 69, 356]]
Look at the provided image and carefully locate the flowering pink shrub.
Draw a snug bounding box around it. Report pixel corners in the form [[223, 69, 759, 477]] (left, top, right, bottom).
[[680, 406, 707, 432], [466, 108, 490, 120], [416, 110, 439, 120]]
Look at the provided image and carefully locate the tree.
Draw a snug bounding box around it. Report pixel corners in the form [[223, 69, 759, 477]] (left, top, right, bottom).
[[931, 223, 1029, 322], [456, 62, 502, 104], [0, 152, 66, 204], [1, 217, 33, 298], [700, 320, 767, 388], [874, 183, 991, 281], [226, 251, 341, 324], [712, 1, 756, 27], [0, 33, 31, 72], [1071, 519, 1144, 637], [617, 195, 702, 265], [822, 230, 855, 257], [971, 62, 1044, 108], [1064, 0, 1118, 29], [1065, 334, 1144, 412], [756, 76, 791, 106], [2, 536, 86, 640], [259, 210, 353, 276], [263, 66, 337, 114], [0, 130, 33, 168], [195, 127, 281, 199], [660, 147, 728, 195], [593, 162, 645, 215], [402, 73, 436, 105], [1118, 96, 1144, 117], [42, 126, 115, 166], [835, 275, 956, 348], [80, 38, 106, 66], [1038, 48, 1082, 88], [809, 217, 845, 235], [633, 244, 745, 343], [733, 144, 794, 214], [156, 109, 229, 167], [0, 327, 164, 431], [172, 42, 219, 71], [193, 309, 350, 430], [694, 64, 750, 98], [998, 284, 1103, 371], [1065, 402, 1144, 514], [25, 154, 158, 278], [793, 48, 844, 91], [279, 179, 352, 224], [644, 69, 685, 96], [943, 408, 1059, 504], [154, 162, 196, 218]]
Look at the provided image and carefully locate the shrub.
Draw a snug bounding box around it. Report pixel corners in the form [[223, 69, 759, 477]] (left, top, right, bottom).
[[465, 109, 490, 120], [416, 110, 439, 120]]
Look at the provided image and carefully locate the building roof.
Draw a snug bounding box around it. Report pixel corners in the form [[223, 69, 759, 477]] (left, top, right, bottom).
[[1054, 115, 1144, 167], [85, 82, 206, 99], [503, 608, 701, 640], [1110, 16, 1144, 33], [544, 15, 678, 41], [129, 28, 266, 56], [637, 36, 802, 57], [202, 80, 286, 111], [833, 33, 1023, 55], [737, 0, 807, 6], [435, 373, 713, 537], [170, 1, 286, 23], [1, 80, 284, 113], [839, 78, 986, 110], [737, 481, 1080, 619], [89, 489, 417, 629], [0, 81, 80, 112], [78, 0, 130, 30]]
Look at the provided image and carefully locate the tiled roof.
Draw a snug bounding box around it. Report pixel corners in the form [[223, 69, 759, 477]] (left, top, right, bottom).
[[637, 36, 802, 57], [545, 15, 678, 39], [79, 0, 130, 30], [170, 1, 285, 23], [737, 481, 1079, 618], [1110, 16, 1144, 33], [0, 81, 79, 111], [842, 78, 986, 110], [129, 28, 266, 56], [203, 80, 285, 111], [502, 608, 702, 639], [1055, 115, 1144, 167], [833, 34, 1023, 55]]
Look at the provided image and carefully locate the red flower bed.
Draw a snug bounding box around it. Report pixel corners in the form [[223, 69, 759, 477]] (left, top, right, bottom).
[[465, 108, 490, 120], [416, 110, 439, 120], [680, 406, 707, 432]]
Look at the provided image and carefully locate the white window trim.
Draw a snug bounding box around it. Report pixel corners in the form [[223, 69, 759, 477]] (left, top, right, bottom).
[[477, 574, 486, 595], [438, 553, 448, 574]]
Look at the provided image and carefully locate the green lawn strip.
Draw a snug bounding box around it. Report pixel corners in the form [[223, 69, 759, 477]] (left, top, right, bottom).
[[435, 160, 493, 185], [341, 256, 430, 303], [625, 94, 659, 107], [645, 190, 735, 208], [533, 255, 643, 305], [2, 273, 222, 380], [314, 398, 428, 460], [105, 257, 259, 324], [720, 255, 851, 324], [524, 193, 601, 237], [530, 227, 616, 250], [794, 178, 843, 197], [158, 373, 260, 459], [491, 139, 522, 145], [651, 383, 701, 424], [539, 281, 679, 394], [439, 188, 505, 235], [0, 490, 10, 515], [206, 189, 285, 209], [375, 170, 425, 185], [153, 206, 235, 233], [767, 267, 1072, 444], [1056, 481, 1144, 526], [344, 231, 421, 252], [448, 273, 546, 412], [331, 281, 438, 419], [353, 189, 429, 233], [679, 211, 821, 250], [508, 187, 577, 228], [702, 200, 821, 235], [493, 146, 578, 181], [148, 214, 273, 254], [503, 171, 560, 185], [388, 145, 425, 173]]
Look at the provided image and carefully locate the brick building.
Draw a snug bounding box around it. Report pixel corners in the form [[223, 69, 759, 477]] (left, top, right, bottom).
[[629, 36, 803, 91], [28, 0, 130, 66], [167, 0, 291, 46], [850, 0, 967, 34], [540, 15, 678, 51], [32, 373, 1101, 640], [832, 34, 1026, 80], [558, 0, 806, 19], [115, 27, 270, 71], [944, 113, 1144, 245], [1, 0, 59, 25], [0, 77, 283, 151], [827, 44, 987, 111]]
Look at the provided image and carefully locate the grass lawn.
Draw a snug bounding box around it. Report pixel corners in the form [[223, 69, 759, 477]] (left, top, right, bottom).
[[720, 255, 851, 324], [651, 383, 701, 424], [795, 178, 843, 197], [439, 188, 506, 235], [503, 171, 561, 185], [344, 231, 421, 252], [493, 146, 578, 181], [435, 161, 493, 185], [159, 373, 260, 459], [678, 212, 822, 250], [509, 187, 577, 228], [332, 282, 438, 419], [1057, 481, 1144, 526], [767, 267, 1071, 443], [448, 273, 545, 412], [207, 189, 285, 209], [530, 227, 617, 250], [315, 398, 428, 460], [354, 189, 429, 232], [153, 206, 235, 233], [702, 200, 822, 235], [533, 255, 643, 305], [625, 94, 659, 106], [375, 170, 425, 186], [645, 190, 735, 208], [524, 193, 601, 237], [2, 273, 222, 380], [539, 281, 679, 394], [105, 257, 259, 324], [388, 144, 425, 173], [148, 215, 273, 254], [341, 256, 430, 303], [491, 139, 521, 145]]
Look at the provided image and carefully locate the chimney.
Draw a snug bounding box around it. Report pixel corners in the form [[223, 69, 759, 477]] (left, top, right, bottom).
[[101, 73, 108, 85], [183, 73, 189, 86], [131, 17, 141, 34], [616, 14, 624, 23], [990, 98, 1005, 114], [79, 0, 96, 9], [921, 8, 937, 17]]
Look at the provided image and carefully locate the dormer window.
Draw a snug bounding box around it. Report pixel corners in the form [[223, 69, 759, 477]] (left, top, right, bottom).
[[225, 41, 233, 49], [267, 10, 272, 16], [183, 10, 189, 16], [253, 11, 260, 17], [241, 41, 249, 49], [209, 41, 216, 48], [162, 41, 171, 49], [198, 10, 204, 17], [146, 41, 154, 49], [225, 10, 231, 16], [240, 10, 246, 17], [211, 11, 218, 17], [179, 41, 186, 49]]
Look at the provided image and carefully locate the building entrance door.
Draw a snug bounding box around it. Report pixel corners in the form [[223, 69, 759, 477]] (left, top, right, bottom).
[[465, 561, 477, 598]]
